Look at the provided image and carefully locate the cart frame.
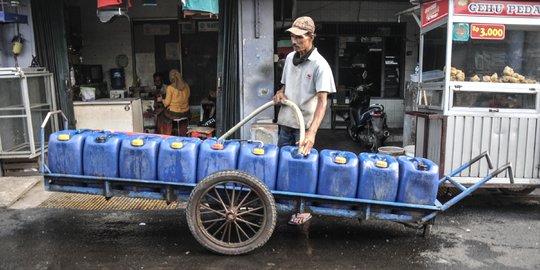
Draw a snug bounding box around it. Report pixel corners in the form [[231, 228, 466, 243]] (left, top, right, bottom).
[[40, 103, 514, 255]]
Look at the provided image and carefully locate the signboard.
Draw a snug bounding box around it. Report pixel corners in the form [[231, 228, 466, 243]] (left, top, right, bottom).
[[198, 21, 219, 32], [453, 23, 470, 41], [470, 24, 505, 40], [422, 0, 449, 28], [454, 0, 540, 18]]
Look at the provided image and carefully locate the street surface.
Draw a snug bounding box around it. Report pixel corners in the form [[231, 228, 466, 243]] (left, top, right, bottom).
[[0, 188, 539, 270]]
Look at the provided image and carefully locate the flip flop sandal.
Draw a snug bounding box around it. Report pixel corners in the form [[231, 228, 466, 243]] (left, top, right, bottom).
[[288, 213, 312, 225]]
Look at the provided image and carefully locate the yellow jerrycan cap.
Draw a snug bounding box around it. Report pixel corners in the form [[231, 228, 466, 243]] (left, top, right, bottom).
[[171, 142, 184, 149], [253, 147, 265, 155], [131, 139, 144, 146], [58, 134, 70, 141], [334, 156, 347, 164], [375, 159, 388, 168]]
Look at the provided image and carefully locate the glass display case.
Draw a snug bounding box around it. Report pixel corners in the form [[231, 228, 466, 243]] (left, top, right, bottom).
[[416, 1, 540, 114], [406, 0, 540, 188], [0, 68, 58, 158]]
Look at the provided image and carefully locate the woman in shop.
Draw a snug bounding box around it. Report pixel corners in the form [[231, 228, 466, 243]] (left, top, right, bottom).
[[156, 69, 191, 136]]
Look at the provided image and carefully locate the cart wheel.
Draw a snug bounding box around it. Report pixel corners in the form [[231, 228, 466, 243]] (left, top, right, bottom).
[[498, 188, 536, 196], [422, 224, 432, 238], [186, 170, 277, 255]]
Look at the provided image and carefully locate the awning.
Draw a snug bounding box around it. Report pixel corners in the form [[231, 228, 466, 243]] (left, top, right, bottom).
[[182, 0, 218, 17]]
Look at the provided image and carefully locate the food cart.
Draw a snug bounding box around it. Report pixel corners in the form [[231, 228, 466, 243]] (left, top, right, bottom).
[[406, 0, 540, 193]]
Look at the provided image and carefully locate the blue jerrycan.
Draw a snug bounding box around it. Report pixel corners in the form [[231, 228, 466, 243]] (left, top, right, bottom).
[[396, 156, 439, 206], [358, 153, 399, 202], [158, 136, 201, 183], [276, 146, 318, 194], [119, 135, 162, 181], [237, 141, 279, 190], [48, 129, 93, 175], [197, 138, 240, 182], [317, 150, 359, 209], [83, 131, 127, 177]]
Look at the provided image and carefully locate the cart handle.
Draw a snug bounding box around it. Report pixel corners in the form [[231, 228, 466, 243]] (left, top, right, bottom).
[[218, 99, 305, 152], [40, 110, 69, 174], [439, 163, 514, 212], [438, 151, 493, 191]]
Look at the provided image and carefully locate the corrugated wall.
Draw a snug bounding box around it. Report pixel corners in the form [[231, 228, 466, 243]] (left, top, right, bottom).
[[444, 115, 540, 179]]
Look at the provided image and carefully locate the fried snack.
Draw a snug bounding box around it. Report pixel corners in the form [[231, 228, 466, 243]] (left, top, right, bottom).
[[503, 66, 514, 76], [490, 73, 498, 82], [508, 77, 519, 83], [456, 72, 465, 81], [470, 75, 480, 82], [482, 75, 492, 82]]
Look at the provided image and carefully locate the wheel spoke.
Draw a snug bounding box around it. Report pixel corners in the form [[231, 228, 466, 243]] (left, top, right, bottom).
[[220, 221, 230, 241], [234, 220, 251, 240], [213, 188, 229, 211], [230, 183, 236, 208], [236, 217, 261, 234], [235, 184, 244, 206], [205, 219, 221, 232], [236, 189, 252, 209], [237, 206, 263, 217], [234, 221, 243, 242], [223, 183, 232, 206], [205, 193, 224, 206], [202, 217, 226, 224], [227, 218, 233, 243], [200, 204, 226, 217], [212, 220, 229, 237], [239, 197, 260, 209]]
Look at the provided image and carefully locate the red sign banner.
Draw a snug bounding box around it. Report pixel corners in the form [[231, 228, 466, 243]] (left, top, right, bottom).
[[454, 0, 540, 18], [422, 0, 449, 28], [470, 24, 505, 40]]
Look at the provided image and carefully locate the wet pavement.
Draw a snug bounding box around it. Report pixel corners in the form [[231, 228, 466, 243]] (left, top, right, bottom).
[[0, 189, 539, 270]]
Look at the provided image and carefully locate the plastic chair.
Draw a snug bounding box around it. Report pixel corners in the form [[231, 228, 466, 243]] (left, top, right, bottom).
[[172, 117, 189, 136]]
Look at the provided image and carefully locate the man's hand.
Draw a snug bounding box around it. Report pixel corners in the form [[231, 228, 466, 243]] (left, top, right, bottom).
[[298, 129, 316, 156], [273, 89, 287, 105]]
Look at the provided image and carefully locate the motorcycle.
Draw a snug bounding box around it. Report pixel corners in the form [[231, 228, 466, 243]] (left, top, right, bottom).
[[346, 83, 390, 153]]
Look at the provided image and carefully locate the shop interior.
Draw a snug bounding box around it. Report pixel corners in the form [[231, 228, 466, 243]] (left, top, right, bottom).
[[61, 0, 407, 137]]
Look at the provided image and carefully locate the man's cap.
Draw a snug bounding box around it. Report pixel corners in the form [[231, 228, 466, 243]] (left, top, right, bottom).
[[286, 16, 315, 36]]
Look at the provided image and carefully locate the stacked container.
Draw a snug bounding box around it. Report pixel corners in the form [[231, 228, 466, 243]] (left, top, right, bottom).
[[396, 156, 439, 206], [48, 129, 93, 175], [119, 135, 162, 181], [158, 136, 201, 183], [357, 153, 400, 202], [83, 131, 127, 177], [237, 141, 279, 190], [317, 150, 359, 208], [276, 146, 318, 194], [197, 138, 240, 182]]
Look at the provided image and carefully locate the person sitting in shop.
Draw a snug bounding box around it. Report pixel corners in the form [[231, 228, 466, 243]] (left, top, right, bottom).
[[153, 72, 167, 97], [156, 69, 191, 136]]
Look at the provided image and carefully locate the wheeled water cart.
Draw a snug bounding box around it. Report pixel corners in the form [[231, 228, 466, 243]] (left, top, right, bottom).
[[40, 100, 514, 255]]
